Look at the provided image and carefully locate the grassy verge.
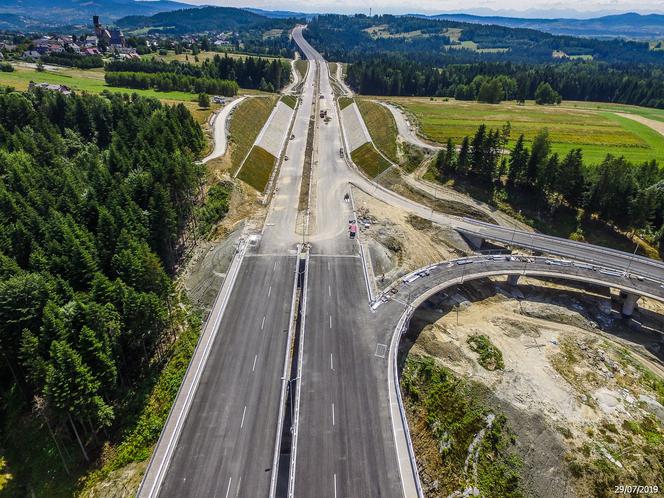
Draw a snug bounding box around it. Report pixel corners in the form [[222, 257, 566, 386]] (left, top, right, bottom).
[[468, 335, 504, 370], [356, 98, 399, 163], [338, 96, 354, 110], [236, 146, 276, 192], [294, 59, 308, 82], [351, 142, 392, 178], [280, 94, 298, 109], [401, 356, 523, 496], [229, 96, 278, 174], [389, 97, 664, 165]]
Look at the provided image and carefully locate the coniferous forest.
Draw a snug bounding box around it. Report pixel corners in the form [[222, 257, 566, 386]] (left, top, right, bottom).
[[0, 87, 208, 492]]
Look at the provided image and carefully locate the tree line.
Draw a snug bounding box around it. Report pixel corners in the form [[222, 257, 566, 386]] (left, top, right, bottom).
[[346, 56, 664, 108], [105, 71, 239, 96], [106, 54, 291, 93], [0, 87, 207, 477], [305, 14, 664, 66], [434, 125, 664, 253], [41, 52, 104, 69]]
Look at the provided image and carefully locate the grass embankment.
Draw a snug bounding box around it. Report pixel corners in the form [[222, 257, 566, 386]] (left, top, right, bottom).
[[338, 96, 354, 110], [328, 62, 337, 76], [228, 95, 278, 173], [401, 356, 523, 496], [356, 98, 399, 163], [392, 98, 664, 165], [237, 146, 277, 192], [294, 59, 308, 82], [351, 142, 392, 178], [280, 94, 298, 109]]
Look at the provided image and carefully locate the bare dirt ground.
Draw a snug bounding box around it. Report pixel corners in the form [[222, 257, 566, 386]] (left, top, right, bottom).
[[404, 276, 664, 497], [352, 187, 472, 287], [179, 180, 267, 311], [616, 112, 664, 138]]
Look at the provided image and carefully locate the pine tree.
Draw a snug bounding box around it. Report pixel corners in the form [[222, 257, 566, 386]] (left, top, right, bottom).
[[507, 134, 528, 188], [457, 136, 470, 176]]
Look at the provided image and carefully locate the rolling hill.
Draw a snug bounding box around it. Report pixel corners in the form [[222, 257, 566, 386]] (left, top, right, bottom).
[[116, 6, 303, 34], [426, 12, 664, 40], [0, 0, 188, 27]]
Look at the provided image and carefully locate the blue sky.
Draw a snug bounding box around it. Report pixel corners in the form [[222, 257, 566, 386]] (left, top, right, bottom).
[[178, 0, 664, 17]]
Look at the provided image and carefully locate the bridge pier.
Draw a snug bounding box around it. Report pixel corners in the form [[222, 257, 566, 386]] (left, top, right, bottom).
[[621, 293, 639, 317], [507, 274, 520, 286], [463, 233, 485, 249]]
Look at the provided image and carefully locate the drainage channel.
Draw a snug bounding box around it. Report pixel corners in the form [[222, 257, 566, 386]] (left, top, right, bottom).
[[274, 248, 309, 497]]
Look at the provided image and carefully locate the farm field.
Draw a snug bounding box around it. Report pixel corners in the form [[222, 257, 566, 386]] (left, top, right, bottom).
[[387, 97, 664, 165], [0, 64, 270, 106], [147, 50, 287, 65]]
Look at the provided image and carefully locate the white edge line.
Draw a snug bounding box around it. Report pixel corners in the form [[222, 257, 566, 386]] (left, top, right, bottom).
[[287, 249, 310, 498], [388, 307, 424, 498], [138, 240, 248, 497], [268, 247, 302, 498]]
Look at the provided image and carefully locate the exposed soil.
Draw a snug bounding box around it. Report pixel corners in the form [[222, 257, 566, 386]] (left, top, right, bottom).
[[402, 277, 664, 497], [351, 187, 472, 288]]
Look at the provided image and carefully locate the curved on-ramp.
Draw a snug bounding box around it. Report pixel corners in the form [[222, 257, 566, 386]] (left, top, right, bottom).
[[382, 254, 664, 497]]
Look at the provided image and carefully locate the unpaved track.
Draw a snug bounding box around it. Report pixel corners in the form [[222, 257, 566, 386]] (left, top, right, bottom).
[[615, 112, 664, 137]]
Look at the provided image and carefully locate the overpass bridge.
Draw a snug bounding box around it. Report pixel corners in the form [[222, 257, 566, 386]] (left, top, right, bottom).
[[377, 254, 664, 496]]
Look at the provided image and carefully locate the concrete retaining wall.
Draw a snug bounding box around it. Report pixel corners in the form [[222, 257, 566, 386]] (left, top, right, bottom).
[[341, 102, 371, 152], [255, 101, 296, 157]]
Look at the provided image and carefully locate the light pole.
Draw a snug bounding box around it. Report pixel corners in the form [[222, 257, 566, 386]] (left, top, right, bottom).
[[624, 241, 639, 277]]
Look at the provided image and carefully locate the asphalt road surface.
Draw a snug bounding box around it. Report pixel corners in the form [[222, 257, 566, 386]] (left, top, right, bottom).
[[158, 253, 296, 497]]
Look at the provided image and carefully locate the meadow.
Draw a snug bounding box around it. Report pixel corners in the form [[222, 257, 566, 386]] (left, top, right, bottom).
[[388, 98, 664, 165]]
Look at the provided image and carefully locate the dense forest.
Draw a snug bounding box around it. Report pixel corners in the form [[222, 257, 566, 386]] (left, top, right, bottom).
[[305, 14, 664, 66], [345, 56, 664, 108], [433, 125, 664, 253], [116, 6, 300, 57], [105, 54, 291, 93], [0, 87, 209, 491]]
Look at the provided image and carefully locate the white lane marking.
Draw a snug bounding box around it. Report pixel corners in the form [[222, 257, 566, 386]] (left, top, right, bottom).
[[268, 285, 272, 297], [225, 477, 232, 498], [252, 354, 257, 372], [261, 315, 266, 330], [235, 477, 242, 497], [240, 406, 247, 429], [274, 261, 278, 271], [328, 285, 331, 297], [327, 261, 330, 271], [334, 474, 337, 498], [329, 315, 332, 329], [332, 403, 335, 426], [330, 353, 334, 371]]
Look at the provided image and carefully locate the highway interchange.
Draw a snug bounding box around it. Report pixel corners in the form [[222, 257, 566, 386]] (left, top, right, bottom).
[[139, 25, 664, 498]]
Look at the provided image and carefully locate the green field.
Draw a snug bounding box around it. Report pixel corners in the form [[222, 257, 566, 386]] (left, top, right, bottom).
[[389, 98, 664, 165], [237, 145, 276, 191], [0, 65, 198, 101], [147, 50, 287, 64], [351, 142, 392, 178], [356, 98, 399, 163], [229, 96, 278, 173]]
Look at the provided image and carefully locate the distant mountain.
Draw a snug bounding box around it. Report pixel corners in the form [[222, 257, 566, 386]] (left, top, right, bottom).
[[243, 8, 315, 21], [0, 0, 189, 27], [117, 6, 303, 34], [423, 12, 664, 39]]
